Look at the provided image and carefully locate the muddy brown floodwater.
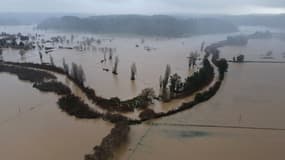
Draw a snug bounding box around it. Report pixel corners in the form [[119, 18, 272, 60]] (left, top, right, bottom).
[[0, 74, 112, 160], [1, 25, 236, 100], [119, 45, 285, 160], [1, 25, 285, 160]]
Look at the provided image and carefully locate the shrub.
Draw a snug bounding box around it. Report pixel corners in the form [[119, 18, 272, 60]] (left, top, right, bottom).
[[57, 94, 101, 119], [139, 108, 158, 120], [85, 122, 130, 160], [33, 81, 71, 95], [0, 63, 56, 83]]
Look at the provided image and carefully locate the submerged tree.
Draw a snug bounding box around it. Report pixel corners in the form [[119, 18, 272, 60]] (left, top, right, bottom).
[[71, 34, 74, 43], [77, 65, 86, 85], [159, 75, 163, 89], [183, 59, 214, 93], [130, 63, 137, 80], [216, 58, 228, 73], [19, 49, 26, 61], [38, 51, 43, 63], [71, 63, 86, 86], [200, 41, 205, 52], [140, 88, 156, 102], [19, 49, 26, 57], [0, 48, 3, 61], [160, 64, 171, 101], [109, 49, 113, 60], [169, 73, 183, 96], [211, 49, 220, 62], [49, 55, 55, 66], [103, 52, 107, 62], [216, 58, 228, 80], [236, 54, 245, 63], [162, 64, 171, 89], [188, 51, 199, 69], [62, 58, 69, 74], [232, 56, 236, 62], [112, 56, 119, 75]]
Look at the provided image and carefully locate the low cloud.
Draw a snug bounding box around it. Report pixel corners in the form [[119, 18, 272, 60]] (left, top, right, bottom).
[[0, 0, 284, 15]]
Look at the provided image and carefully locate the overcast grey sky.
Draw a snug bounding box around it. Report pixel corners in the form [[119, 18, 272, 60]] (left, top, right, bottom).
[[1, 0, 285, 15]]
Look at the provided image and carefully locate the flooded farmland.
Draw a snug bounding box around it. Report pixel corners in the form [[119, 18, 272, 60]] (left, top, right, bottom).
[[0, 73, 112, 160], [1, 25, 285, 160], [119, 44, 285, 160], [0, 25, 235, 100]]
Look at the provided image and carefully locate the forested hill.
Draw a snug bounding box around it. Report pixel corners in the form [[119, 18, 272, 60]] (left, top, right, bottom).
[[37, 15, 238, 37]]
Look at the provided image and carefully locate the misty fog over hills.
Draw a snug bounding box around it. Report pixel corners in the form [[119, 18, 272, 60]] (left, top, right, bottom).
[[223, 14, 285, 29], [37, 15, 238, 37], [0, 12, 91, 25], [0, 12, 285, 37]]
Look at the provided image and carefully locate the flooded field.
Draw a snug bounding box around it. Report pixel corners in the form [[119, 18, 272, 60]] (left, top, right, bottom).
[[123, 124, 285, 160], [0, 74, 112, 160], [0, 25, 235, 100], [120, 53, 285, 160], [158, 63, 285, 128], [221, 38, 285, 61], [1, 25, 285, 160]]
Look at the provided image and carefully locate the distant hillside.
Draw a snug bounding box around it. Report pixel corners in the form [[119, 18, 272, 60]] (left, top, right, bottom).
[[37, 15, 238, 37], [222, 14, 285, 29], [0, 18, 21, 25], [0, 12, 92, 25]]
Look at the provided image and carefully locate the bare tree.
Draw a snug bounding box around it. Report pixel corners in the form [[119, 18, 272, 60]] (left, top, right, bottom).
[[159, 75, 163, 89], [71, 63, 77, 80], [188, 51, 199, 68], [130, 62, 137, 80], [160, 64, 171, 101], [19, 49, 26, 61], [71, 62, 86, 86], [71, 34, 74, 43], [103, 52, 107, 62], [19, 49, 26, 57], [77, 65, 86, 85], [0, 48, 3, 61], [96, 39, 101, 45], [112, 56, 119, 75], [62, 58, 69, 74], [49, 55, 55, 66], [92, 46, 97, 52], [38, 51, 43, 63], [200, 41, 205, 52], [237, 54, 245, 63], [169, 73, 182, 96], [162, 64, 171, 90], [109, 49, 113, 60]]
